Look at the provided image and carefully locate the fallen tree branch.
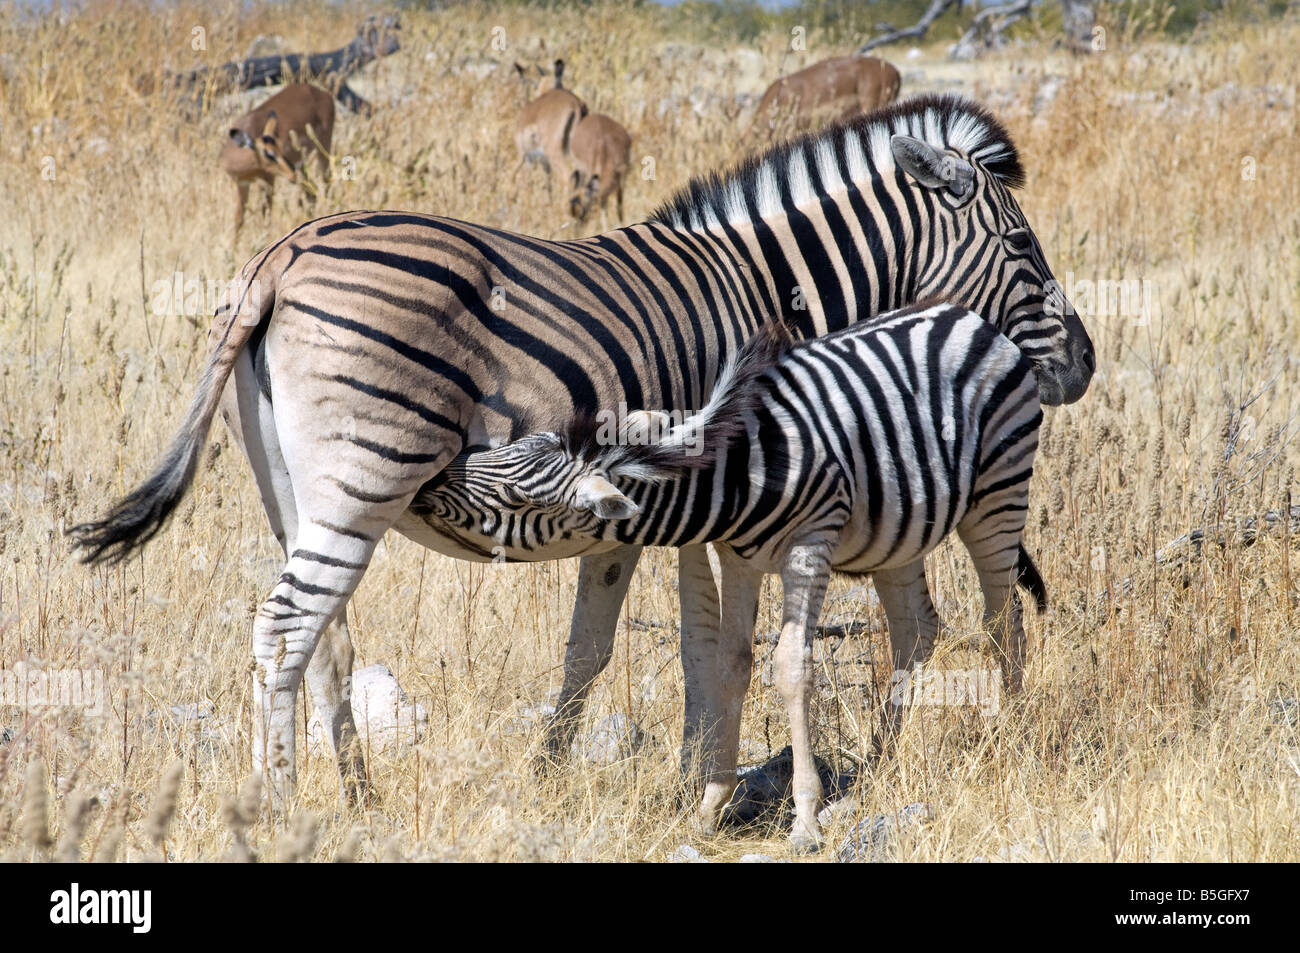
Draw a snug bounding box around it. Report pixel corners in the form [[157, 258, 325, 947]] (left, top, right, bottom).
[[1154, 503, 1300, 570], [858, 0, 959, 54], [142, 16, 400, 116]]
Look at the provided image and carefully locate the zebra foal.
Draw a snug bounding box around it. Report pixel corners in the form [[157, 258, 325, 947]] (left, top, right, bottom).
[[418, 302, 1046, 850]]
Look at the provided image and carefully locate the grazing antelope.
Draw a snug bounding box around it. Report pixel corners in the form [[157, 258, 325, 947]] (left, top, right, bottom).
[[514, 59, 586, 185], [221, 83, 334, 235], [568, 112, 632, 226], [71, 96, 1093, 811], [416, 303, 1047, 850], [753, 55, 901, 137]]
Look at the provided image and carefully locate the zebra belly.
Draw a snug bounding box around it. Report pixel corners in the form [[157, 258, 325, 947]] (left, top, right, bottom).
[[828, 477, 967, 574]]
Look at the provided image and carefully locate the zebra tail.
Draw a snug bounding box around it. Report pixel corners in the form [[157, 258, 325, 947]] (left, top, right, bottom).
[[1016, 544, 1048, 614], [68, 259, 277, 565]]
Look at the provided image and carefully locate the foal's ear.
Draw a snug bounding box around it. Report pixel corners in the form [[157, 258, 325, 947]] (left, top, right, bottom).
[[573, 474, 638, 520], [619, 409, 671, 444]]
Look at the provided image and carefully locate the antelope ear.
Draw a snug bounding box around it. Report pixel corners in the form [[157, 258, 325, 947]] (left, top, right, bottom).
[[229, 128, 255, 150], [619, 409, 671, 444], [513, 62, 526, 77], [890, 135, 974, 198], [261, 111, 280, 140], [573, 474, 638, 520]]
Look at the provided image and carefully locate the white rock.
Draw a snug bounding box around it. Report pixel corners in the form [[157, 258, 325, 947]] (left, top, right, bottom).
[[308, 664, 427, 754], [739, 853, 777, 863], [837, 802, 932, 862], [669, 844, 706, 863]]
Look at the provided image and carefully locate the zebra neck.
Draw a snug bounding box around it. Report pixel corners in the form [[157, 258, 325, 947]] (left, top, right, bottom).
[[673, 178, 915, 339]]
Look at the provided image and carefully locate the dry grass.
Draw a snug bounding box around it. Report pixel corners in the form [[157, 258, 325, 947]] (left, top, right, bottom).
[[1, 0, 1298, 862]]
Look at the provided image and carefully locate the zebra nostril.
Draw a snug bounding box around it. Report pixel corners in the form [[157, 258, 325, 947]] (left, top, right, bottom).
[[1078, 340, 1096, 374]]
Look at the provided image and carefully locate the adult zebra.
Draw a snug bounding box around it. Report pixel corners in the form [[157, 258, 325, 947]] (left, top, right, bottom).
[[408, 301, 1046, 850], [70, 94, 1093, 806]]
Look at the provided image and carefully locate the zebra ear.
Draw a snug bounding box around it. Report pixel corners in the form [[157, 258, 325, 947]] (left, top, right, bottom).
[[891, 135, 975, 199], [573, 474, 638, 520]]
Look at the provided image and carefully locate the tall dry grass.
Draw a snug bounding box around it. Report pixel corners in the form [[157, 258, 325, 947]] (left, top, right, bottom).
[[0, 0, 1297, 861]]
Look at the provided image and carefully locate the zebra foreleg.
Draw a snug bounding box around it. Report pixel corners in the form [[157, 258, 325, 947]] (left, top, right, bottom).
[[541, 545, 643, 767], [695, 544, 759, 834], [775, 541, 834, 853], [678, 544, 722, 799], [874, 560, 943, 739]]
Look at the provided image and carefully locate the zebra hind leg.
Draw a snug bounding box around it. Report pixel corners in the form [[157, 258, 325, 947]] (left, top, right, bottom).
[[678, 544, 722, 804], [305, 614, 369, 806], [251, 527, 384, 811], [223, 356, 370, 807], [774, 541, 834, 853], [958, 520, 1030, 695]]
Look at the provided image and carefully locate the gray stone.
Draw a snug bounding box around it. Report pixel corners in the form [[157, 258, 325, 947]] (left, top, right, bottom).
[[1269, 694, 1298, 729], [573, 713, 646, 765], [668, 844, 706, 863], [836, 802, 932, 863], [738, 853, 777, 863]]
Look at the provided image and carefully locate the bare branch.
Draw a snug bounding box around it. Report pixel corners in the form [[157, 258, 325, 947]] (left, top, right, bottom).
[[858, 0, 960, 54]]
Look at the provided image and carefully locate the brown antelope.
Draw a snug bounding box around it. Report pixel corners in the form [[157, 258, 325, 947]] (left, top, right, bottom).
[[752, 55, 900, 137], [220, 83, 334, 234], [568, 113, 631, 226], [514, 59, 586, 186]]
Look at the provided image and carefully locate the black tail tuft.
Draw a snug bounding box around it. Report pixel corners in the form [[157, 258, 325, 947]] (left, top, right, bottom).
[[68, 429, 206, 566], [1016, 544, 1048, 614]]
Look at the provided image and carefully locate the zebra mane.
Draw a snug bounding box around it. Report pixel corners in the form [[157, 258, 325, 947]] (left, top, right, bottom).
[[650, 93, 1024, 230], [563, 321, 792, 479]]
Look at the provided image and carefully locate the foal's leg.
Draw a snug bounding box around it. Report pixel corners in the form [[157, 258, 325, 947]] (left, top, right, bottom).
[[774, 542, 833, 852]]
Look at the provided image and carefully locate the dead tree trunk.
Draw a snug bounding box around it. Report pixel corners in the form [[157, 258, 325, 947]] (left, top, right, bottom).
[[144, 16, 400, 116], [859, 0, 1099, 60]]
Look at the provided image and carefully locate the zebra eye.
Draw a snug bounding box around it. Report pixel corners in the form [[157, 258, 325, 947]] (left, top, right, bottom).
[[1005, 229, 1033, 252]]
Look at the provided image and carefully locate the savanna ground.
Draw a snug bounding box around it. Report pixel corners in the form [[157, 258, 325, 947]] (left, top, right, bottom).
[[1, 0, 1298, 862]]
